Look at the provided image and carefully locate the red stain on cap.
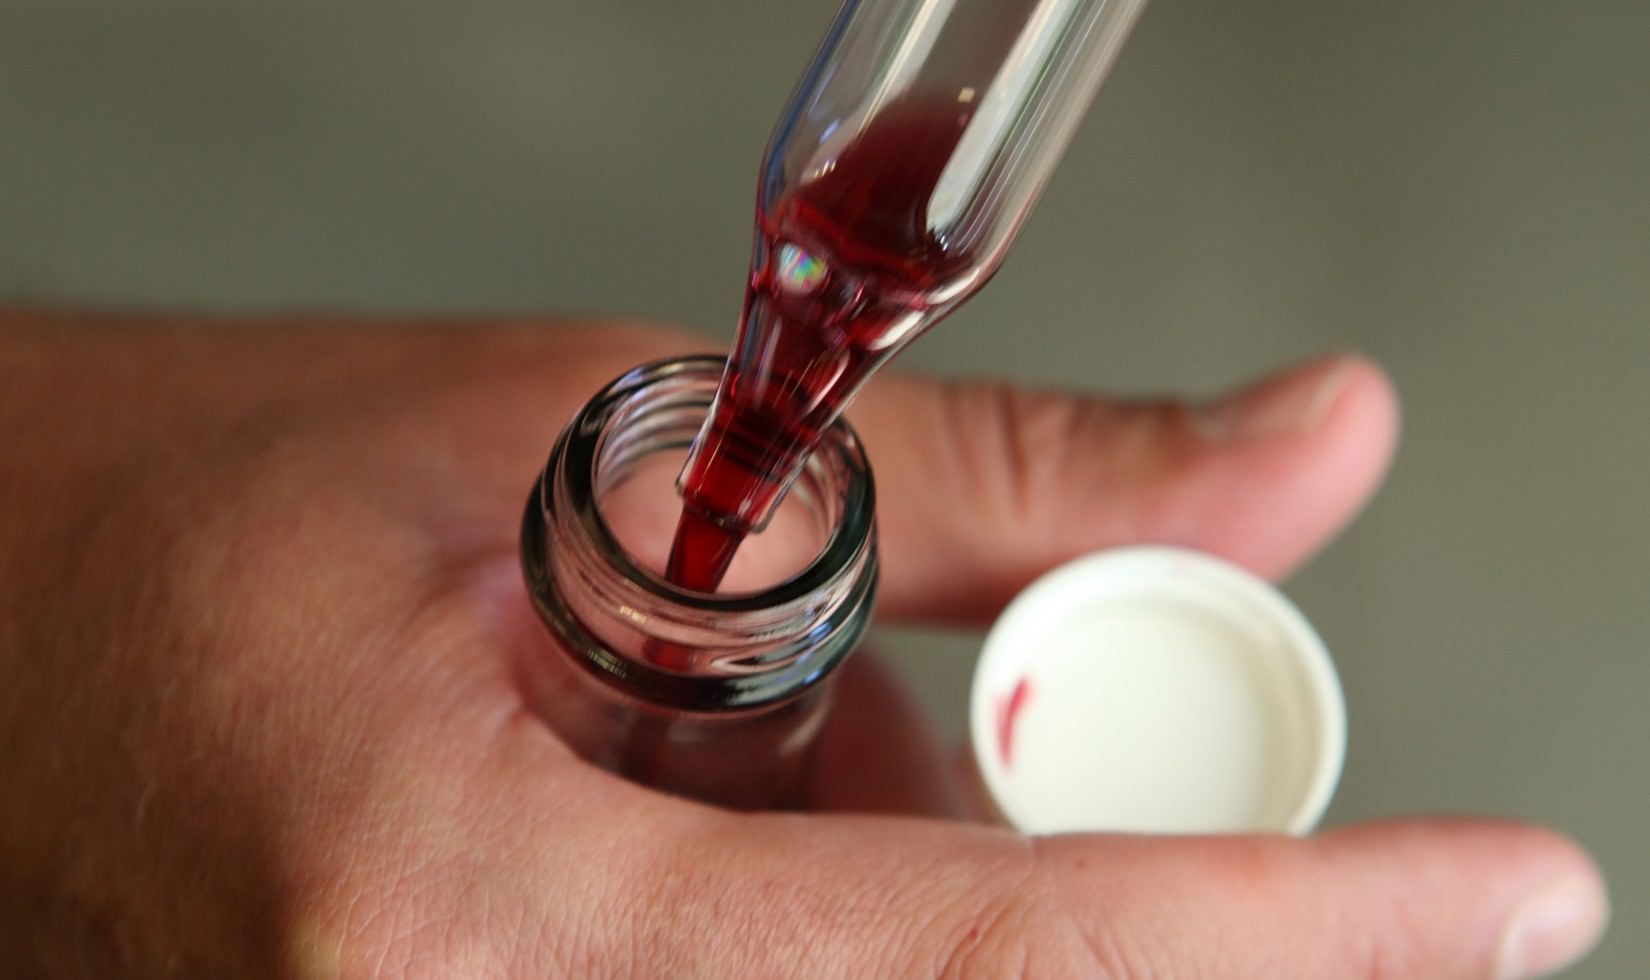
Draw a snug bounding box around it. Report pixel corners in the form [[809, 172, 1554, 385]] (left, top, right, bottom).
[[995, 677, 1033, 768]]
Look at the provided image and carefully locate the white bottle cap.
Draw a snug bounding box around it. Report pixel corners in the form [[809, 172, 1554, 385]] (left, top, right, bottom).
[[969, 546, 1345, 836]]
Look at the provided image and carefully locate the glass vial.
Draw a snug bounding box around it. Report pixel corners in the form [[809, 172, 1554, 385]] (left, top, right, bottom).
[[518, 356, 878, 810]]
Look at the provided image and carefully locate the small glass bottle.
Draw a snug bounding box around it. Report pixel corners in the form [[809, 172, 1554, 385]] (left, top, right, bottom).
[[518, 356, 878, 810]]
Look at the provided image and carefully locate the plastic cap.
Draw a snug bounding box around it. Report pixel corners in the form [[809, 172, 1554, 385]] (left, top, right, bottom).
[[969, 547, 1345, 836]]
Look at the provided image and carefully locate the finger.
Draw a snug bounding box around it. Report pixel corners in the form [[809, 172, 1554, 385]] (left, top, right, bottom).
[[612, 816, 1606, 979], [848, 354, 1400, 623], [806, 651, 969, 819]]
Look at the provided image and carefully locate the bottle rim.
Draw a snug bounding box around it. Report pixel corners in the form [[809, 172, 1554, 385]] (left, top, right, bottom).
[[520, 355, 878, 711], [560, 355, 874, 614]]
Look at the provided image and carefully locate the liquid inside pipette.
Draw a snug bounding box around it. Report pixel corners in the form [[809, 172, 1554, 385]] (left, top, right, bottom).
[[665, 95, 993, 595]]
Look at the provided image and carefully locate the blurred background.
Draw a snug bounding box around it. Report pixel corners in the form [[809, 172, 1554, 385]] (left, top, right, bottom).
[[3, 0, 1644, 973]]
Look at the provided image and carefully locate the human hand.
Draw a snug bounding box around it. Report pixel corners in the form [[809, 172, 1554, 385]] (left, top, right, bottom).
[[0, 314, 1606, 977]]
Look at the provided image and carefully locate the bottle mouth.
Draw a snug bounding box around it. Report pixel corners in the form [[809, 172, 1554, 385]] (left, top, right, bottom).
[[562, 355, 874, 612], [520, 355, 878, 711]]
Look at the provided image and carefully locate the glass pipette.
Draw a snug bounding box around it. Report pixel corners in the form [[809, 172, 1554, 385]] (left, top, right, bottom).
[[669, 0, 1153, 591]]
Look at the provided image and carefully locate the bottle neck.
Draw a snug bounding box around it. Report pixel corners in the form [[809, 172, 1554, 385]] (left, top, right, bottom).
[[521, 356, 878, 713]]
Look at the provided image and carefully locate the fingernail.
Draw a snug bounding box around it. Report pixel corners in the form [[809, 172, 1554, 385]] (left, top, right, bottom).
[[1495, 874, 1609, 980], [1194, 357, 1355, 442]]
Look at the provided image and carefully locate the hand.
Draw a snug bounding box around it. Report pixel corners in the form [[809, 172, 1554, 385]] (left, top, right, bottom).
[[0, 314, 1606, 977]]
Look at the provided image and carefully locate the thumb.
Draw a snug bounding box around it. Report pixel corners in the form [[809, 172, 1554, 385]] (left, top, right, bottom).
[[849, 354, 1400, 622], [621, 815, 1607, 979]]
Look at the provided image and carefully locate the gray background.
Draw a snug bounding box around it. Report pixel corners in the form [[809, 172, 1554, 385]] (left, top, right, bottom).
[[3, 0, 1645, 974]]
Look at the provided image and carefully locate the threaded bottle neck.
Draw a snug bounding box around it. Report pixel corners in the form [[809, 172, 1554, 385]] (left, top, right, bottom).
[[520, 356, 877, 712]]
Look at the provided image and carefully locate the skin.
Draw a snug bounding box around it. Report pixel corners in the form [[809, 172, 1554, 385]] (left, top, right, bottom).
[[0, 312, 1607, 977]]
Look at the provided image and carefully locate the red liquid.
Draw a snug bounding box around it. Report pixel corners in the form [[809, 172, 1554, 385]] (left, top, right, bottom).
[[995, 677, 1034, 769], [663, 510, 744, 594], [663, 97, 987, 603]]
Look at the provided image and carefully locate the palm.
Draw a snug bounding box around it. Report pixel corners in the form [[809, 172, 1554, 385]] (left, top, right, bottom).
[[197, 322, 959, 969]]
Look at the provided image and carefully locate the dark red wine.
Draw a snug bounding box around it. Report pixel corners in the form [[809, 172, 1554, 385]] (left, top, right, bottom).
[[995, 677, 1033, 769], [663, 509, 744, 594], [664, 97, 985, 601]]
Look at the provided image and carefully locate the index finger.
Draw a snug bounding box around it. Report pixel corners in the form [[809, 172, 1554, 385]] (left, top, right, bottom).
[[847, 356, 1398, 624]]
